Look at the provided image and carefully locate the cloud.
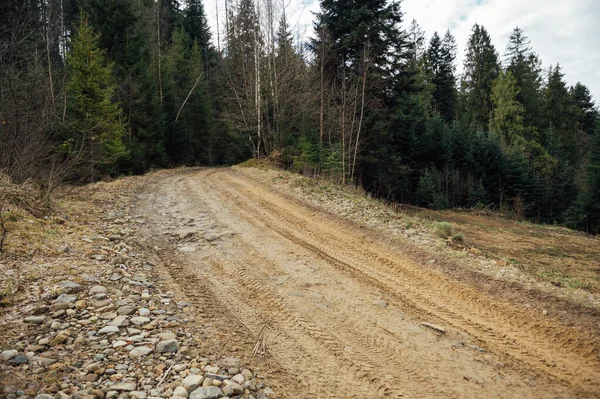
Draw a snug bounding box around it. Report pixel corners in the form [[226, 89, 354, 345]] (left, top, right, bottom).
[[205, 0, 600, 102]]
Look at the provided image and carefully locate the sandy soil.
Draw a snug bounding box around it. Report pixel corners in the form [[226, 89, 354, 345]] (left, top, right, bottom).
[[134, 168, 600, 398]]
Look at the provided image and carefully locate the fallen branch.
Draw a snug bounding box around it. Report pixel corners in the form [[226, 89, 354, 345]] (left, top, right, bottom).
[[175, 72, 204, 123]]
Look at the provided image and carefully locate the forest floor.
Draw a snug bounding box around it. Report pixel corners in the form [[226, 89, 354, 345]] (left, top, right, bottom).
[[2, 166, 600, 399]]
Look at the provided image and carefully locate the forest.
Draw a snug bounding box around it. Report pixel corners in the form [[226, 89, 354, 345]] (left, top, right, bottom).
[[1, 0, 599, 233]]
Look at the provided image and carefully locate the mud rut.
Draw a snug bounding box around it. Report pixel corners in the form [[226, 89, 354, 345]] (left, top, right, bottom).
[[135, 168, 600, 399]]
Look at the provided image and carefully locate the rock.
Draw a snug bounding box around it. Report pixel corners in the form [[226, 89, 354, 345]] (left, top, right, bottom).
[[189, 387, 222, 399], [58, 280, 82, 293], [222, 383, 243, 397], [117, 305, 137, 315], [99, 312, 118, 320], [241, 369, 253, 380], [420, 322, 446, 334], [183, 375, 204, 392], [155, 340, 179, 353], [130, 316, 150, 326], [372, 299, 388, 308], [1, 350, 19, 362], [129, 346, 153, 359], [109, 315, 129, 327], [50, 303, 70, 312], [98, 326, 120, 335], [111, 382, 137, 391], [40, 358, 57, 367], [89, 285, 107, 295], [8, 355, 28, 365], [129, 392, 147, 399], [51, 331, 70, 345], [35, 395, 54, 399], [155, 332, 177, 341], [55, 294, 77, 304], [105, 391, 118, 399], [173, 386, 188, 398], [24, 316, 46, 324], [178, 246, 197, 253], [138, 308, 151, 316]]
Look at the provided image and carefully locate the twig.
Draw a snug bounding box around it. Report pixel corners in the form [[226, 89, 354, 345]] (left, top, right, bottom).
[[157, 363, 174, 387], [251, 325, 268, 362]]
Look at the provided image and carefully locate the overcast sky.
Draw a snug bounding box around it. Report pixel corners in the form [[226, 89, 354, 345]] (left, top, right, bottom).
[[204, 0, 600, 101]]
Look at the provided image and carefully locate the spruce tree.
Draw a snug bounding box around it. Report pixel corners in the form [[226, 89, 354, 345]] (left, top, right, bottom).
[[426, 31, 458, 122], [64, 17, 127, 181], [462, 24, 500, 130]]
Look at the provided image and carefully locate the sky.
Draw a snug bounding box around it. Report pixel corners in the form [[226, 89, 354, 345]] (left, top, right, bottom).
[[204, 0, 600, 101]]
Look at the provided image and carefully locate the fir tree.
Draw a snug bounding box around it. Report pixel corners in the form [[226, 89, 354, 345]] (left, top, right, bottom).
[[64, 17, 127, 181], [462, 24, 500, 130]]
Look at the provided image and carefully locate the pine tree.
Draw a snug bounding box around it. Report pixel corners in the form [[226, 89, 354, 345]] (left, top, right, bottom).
[[64, 17, 127, 181], [491, 71, 524, 146], [426, 31, 458, 122], [504, 27, 545, 131], [545, 64, 580, 164], [462, 24, 500, 130]]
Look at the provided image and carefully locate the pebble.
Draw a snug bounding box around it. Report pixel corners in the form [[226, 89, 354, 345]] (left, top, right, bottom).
[[54, 294, 77, 304], [183, 375, 204, 392], [1, 350, 19, 361], [129, 346, 153, 358], [189, 387, 222, 399], [98, 326, 120, 335], [24, 316, 46, 324], [117, 305, 137, 315], [130, 316, 150, 326], [155, 339, 179, 353], [89, 285, 108, 295], [111, 382, 137, 391], [173, 386, 189, 398]]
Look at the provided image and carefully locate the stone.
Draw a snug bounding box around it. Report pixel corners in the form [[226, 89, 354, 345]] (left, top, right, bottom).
[[1, 350, 19, 362], [420, 322, 446, 334], [40, 358, 57, 367], [241, 369, 253, 380], [372, 299, 388, 308], [130, 316, 150, 326], [155, 340, 179, 353], [98, 326, 120, 335], [117, 305, 136, 315], [55, 294, 77, 304], [51, 331, 70, 345], [89, 285, 107, 295], [129, 346, 153, 359], [99, 312, 118, 320], [155, 332, 177, 341], [35, 395, 54, 399], [138, 308, 151, 316], [178, 246, 197, 253], [173, 386, 188, 398], [189, 387, 222, 399], [129, 392, 147, 399], [222, 383, 243, 397], [231, 374, 245, 385], [183, 375, 204, 392], [111, 382, 137, 391], [58, 280, 82, 293], [24, 316, 46, 324], [50, 303, 70, 312], [109, 316, 129, 327], [8, 355, 28, 365]]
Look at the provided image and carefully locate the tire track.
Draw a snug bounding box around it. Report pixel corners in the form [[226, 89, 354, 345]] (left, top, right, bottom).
[[212, 169, 600, 395]]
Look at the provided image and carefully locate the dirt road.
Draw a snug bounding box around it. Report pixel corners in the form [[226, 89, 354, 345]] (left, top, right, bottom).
[[136, 168, 600, 398]]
